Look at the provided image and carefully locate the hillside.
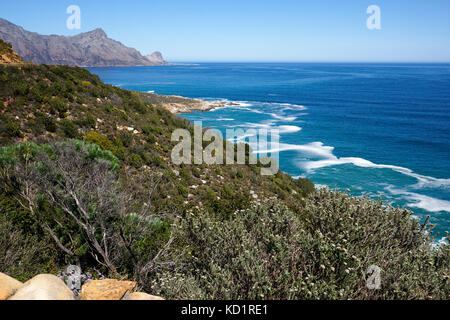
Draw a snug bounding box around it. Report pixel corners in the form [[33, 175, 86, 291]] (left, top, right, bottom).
[[0, 18, 167, 66], [0, 62, 311, 207], [0, 39, 23, 64], [0, 49, 448, 299]]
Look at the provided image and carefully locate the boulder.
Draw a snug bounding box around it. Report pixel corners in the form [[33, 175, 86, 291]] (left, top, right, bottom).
[[126, 292, 165, 300], [8, 274, 74, 300], [0, 273, 23, 300], [80, 279, 136, 300]]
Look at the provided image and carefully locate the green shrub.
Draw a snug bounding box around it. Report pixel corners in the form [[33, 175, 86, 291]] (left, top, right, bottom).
[[127, 153, 144, 168], [295, 177, 315, 196], [119, 132, 133, 148], [150, 154, 165, 168], [177, 184, 190, 197], [33, 112, 57, 134], [142, 124, 162, 135], [11, 80, 28, 96], [49, 97, 68, 115], [0, 212, 60, 282], [81, 112, 96, 128], [83, 131, 115, 153], [60, 119, 79, 138], [142, 125, 152, 135], [29, 86, 44, 103], [4, 119, 23, 138], [145, 134, 156, 144]]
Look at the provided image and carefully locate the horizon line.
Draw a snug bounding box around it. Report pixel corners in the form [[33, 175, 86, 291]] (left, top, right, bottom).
[[166, 60, 450, 64]]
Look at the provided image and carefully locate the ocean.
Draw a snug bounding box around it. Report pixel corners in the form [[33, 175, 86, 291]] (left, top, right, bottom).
[[88, 63, 450, 238]]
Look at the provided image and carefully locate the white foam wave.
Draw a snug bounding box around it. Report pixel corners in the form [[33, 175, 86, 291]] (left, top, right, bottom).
[[386, 186, 450, 213], [240, 107, 265, 114], [269, 113, 297, 121], [279, 103, 307, 111], [278, 125, 302, 133], [254, 142, 334, 156], [234, 101, 254, 107], [292, 142, 450, 189]]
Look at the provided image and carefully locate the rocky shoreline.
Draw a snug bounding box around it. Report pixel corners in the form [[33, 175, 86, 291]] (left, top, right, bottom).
[[0, 272, 164, 301], [140, 92, 233, 114], [163, 97, 226, 114]]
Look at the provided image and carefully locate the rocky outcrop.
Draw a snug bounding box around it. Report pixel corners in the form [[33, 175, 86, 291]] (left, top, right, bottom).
[[0, 273, 24, 299], [140, 92, 227, 114], [162, 99, 225, 114], [0, 18, 167, 67], [145, 51, 168, 65], [80, 279, 136, 300], [7, 274, 75, 300], [0, 272, 164, 300]]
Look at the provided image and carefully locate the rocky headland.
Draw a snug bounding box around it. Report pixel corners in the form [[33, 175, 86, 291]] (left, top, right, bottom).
[[140, 92, 228, 113]]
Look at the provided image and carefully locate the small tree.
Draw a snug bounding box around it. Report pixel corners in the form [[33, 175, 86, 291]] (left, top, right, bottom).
[[0, 140, 173, 280]]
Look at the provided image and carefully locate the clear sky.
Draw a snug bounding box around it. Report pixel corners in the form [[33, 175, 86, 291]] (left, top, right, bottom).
[[1, 0, 450, 62]]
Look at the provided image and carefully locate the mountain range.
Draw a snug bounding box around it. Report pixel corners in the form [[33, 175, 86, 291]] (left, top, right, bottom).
[[0, 18, 168, 67]]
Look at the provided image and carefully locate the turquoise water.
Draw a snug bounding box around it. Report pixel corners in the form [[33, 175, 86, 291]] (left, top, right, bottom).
[[88, 63, 450, 238]]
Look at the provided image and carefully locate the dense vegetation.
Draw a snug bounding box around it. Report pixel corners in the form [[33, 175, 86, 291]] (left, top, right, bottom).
[[0, 53, 448, 299]]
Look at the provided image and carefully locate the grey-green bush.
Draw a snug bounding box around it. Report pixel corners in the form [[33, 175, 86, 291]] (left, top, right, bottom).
[[149, 189, 449, 300]]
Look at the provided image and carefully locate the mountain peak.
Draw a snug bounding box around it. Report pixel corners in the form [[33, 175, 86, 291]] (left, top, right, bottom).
[[86, 28, 107, 38]]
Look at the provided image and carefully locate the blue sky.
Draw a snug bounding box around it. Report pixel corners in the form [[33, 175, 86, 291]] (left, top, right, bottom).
[[1, 0, 450, 62]]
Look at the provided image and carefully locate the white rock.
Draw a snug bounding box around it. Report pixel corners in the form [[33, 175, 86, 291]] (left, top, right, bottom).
[[0, 273, 23, 300], [8, 274, 74, 300]]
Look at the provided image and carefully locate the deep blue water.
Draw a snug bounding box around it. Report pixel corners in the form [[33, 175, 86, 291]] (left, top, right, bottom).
[[88, 63, 450, 238]]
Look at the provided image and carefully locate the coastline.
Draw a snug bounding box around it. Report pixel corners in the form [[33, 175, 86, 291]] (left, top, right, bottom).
[[140, 92, 233, 113]]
